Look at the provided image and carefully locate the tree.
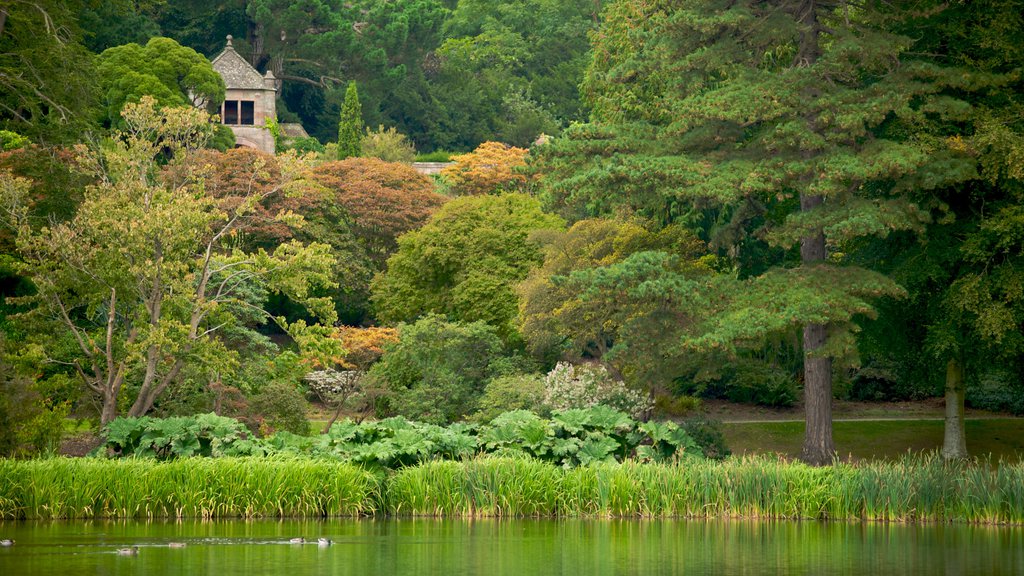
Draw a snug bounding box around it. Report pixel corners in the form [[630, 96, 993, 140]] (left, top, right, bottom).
[[337, 81, 363, 160], [95, 36, 225, 127], [519, 219, 714, 387], [441, 141, 529, 196], [848, 0, 1024, 460], [537, 0, 987, 465], [0, 0, 98, 143], [310, 158, 445, 265], [360, 125, 417, 163], [371, 193, 564, 341], [1, 97, 337, 425]]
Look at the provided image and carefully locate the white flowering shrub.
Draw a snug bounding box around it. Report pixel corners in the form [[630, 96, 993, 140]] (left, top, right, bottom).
[[304, 370, 365, 400], [542, 362, 652, 419]]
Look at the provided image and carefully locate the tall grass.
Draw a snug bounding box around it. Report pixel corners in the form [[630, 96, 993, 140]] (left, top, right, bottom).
[[387, 453, 1024, 524], [0, 457, 380, 520], [1, 453, 1021, 524]]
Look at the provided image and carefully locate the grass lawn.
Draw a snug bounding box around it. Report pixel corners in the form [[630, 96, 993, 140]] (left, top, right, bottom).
[[723, 418, 1024, 461]]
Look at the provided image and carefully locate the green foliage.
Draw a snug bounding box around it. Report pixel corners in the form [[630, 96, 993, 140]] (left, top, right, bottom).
[[248, 382, 310, 435], [678, 416, 731, 461], [91, 406, 709, 467], [0, 131, 28, 151], [965, 371, 1024, 415], [0, 0, 98, 143], [95, 37, 225, 127], [289, 136, 326, 155], [1, 98, 338, 424], [0, 365, 68, 458], [653, 394, 702, 418], [483, 406, 697, 468], [473, 373, 546, 422], [337, 82, 363, 160], [101, 414, 266, 459], [415, 151, 453, 162], [361, 125, 417, 163], [674, 357, 798, 409], [372, 194, 564, 340], [519, 218, 715, 388], [367, 315, 509, 424]]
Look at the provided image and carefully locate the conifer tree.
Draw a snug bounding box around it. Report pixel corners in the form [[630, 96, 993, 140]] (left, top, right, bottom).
[[535, 0, 988, 464], [337, 81, 362, 160]]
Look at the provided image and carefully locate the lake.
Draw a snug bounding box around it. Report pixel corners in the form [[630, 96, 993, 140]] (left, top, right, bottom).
[[0, 518, 1021, 575]]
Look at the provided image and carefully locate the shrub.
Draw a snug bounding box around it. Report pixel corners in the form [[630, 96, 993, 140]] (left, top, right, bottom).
[[361, 125, 416, 162], [474, 374, 546, 422], [289, 136, 325, 154], [728, 360, 797, 407], [678, 415, 731, 460], [966, 370, 1024, 415], [542, 362, 652, 419], [0, 130, 29, 151], [248, 382, 310, 436], [675, 357, 798, 408], [653, 394, 702, 417], [368, 315, 508, 424], [415, 150, 452, 162], [0, 365, 67, 457], [304, 369, 368, 432]]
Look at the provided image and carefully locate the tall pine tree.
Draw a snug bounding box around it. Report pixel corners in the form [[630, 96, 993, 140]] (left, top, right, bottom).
[[535, 0, 984, 464], [338, 81, 363, 160]]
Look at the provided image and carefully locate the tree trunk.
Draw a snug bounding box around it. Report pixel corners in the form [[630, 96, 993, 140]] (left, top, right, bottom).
[[798, 192, 836, 466], [800, 321, 835, 465], [100, 393, 119, 426], [941, 357, 968, 461], [793, 0, 835, 467], [322, 403, 346, 434]]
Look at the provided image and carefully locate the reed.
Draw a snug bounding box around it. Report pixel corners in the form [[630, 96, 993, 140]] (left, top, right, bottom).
[[387, 453, 1024, 524], [2, 452, 1021, 524], [0, 457, 381, 520]]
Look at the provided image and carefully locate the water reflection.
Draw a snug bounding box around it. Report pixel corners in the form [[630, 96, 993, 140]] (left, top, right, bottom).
[[0, 518, 1020, 575]]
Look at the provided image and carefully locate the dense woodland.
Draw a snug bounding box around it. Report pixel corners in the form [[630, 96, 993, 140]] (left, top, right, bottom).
[[0, 0, 1021, 467]]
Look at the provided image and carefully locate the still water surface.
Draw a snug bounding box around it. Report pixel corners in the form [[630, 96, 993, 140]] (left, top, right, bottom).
[[0, 518, 1020, 575]]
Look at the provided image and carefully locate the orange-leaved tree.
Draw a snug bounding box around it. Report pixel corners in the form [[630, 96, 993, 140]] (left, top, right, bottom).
[[310, 157, 446, 266], [441, 141, 529, 196]]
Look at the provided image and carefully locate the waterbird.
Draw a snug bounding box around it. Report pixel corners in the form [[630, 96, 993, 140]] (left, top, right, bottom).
[[317, 538, 332, 546], [168, 542, 186, 548], [116, 547, 139, 556], [0, 539, 13, 547], [289, 537, 306, 544]]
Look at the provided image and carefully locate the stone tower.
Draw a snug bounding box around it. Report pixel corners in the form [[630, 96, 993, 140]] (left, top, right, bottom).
[[210, 35, 277, 154]]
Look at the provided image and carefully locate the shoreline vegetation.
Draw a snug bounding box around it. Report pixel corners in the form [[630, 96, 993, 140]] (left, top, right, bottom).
[[1, 454, 1021, 525]]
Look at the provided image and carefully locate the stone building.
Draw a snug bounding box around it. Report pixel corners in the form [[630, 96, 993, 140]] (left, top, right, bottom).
[[210, 35, 277, 154]]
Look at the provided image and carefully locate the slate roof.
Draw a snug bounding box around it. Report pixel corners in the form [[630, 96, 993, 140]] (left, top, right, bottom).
[[211, 35, 270, 91], [279, 123, 309, 139]]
